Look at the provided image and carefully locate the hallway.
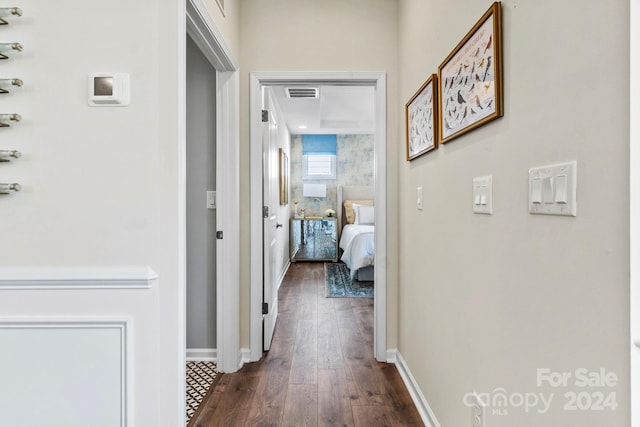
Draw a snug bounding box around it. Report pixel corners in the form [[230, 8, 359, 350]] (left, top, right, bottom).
[[191, 262, 423, 426]]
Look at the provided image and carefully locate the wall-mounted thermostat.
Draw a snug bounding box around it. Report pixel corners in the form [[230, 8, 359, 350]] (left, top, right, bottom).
[[88, 72, 130, 106]]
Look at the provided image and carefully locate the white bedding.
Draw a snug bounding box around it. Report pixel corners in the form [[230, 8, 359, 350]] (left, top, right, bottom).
[[339, 224, 375, 277]]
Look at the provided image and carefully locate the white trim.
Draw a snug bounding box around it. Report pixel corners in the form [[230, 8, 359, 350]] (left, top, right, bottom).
[[249, 73, 264, 362], [186, 348, 217, 362], [184, 0, 240, 376], [240, 348, 252, 366], [186, 0, 236, 71], [631, 0, 639, 424], [178, 1, 188, 426], [278, 260, 291, 291], [0, 266, 157, 290], [249, 71, 388, 362], [373, 74, 387, 362], [391, 349, 441, 427], [0, 317, 133, 427], [215, 70, 240, 373]]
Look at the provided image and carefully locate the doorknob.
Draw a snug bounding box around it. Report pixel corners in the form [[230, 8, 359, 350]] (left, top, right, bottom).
[[634, 339, 640, 349], [276, 223, 283, 228]]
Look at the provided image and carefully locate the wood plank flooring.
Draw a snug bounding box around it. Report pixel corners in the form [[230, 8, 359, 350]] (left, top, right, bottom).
[[192, 262, 423, 427]]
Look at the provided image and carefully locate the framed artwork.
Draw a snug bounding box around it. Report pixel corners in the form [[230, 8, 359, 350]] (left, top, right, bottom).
[[405, 74, 438, 161], [438, 1, 503, 144], [279, 148, 288, 205], [216, 0, 225, 16]]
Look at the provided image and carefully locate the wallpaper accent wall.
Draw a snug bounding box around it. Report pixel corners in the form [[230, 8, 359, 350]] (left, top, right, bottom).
[[290, 134, 374, 216]]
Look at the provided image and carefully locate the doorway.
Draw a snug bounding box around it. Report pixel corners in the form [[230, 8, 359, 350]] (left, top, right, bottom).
[[249, 72, 388, 362], [184, 0, 240, 377], [186, 34, 217, 360]]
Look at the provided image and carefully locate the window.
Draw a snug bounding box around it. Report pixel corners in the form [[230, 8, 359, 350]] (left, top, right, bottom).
[[302, 134, 337, 180], [303, 154, 336, 180]]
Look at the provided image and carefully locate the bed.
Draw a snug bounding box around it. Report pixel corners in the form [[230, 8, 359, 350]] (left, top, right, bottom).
[[337, 185, 375, 280]]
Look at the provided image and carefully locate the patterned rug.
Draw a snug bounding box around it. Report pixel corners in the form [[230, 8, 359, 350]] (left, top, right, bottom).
[[186, 361, 218, 425], [325, 262, 374, 298]]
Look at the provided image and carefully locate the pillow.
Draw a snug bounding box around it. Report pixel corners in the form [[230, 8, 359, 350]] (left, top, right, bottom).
[[343, 199, 374, 224], [354, 204, 375, 225]]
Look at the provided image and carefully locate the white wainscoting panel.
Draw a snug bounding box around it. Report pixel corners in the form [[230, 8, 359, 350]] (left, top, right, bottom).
[[0, 318, 132, 427]]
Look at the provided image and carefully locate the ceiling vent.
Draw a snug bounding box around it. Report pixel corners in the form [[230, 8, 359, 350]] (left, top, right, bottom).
[[286, 87, 319, 99]]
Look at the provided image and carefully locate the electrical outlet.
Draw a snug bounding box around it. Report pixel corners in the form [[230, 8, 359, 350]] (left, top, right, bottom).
[[471, 393, 485, 427]]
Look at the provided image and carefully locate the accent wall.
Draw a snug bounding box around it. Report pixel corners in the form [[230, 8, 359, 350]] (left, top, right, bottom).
[[290, 134, 374, 216]]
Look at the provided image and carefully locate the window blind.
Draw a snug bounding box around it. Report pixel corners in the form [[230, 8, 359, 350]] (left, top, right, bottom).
[[302, 135, 337, 155]]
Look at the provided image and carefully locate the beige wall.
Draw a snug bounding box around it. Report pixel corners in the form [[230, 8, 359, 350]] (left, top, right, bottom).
[[202, 0, 240, 58], [239, 0, 400, 349], [398, 0, 630, 425]]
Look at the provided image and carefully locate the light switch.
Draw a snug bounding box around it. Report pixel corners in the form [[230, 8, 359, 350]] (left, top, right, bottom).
[[542, 177, 554, 204], [555, 175, 568, 203], [417, 187, 423, 210], [531, 178, 542, 204], [472, 175, 493, 215], [206, 190, 216, 210], [529, 161, 576, 216]]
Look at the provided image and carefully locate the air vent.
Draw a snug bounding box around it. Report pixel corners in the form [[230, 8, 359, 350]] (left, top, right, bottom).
[[286, 87, 319, 99]]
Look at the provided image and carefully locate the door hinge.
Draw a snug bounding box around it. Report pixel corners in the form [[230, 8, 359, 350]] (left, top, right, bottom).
[[216, 230, 223, 240], [263, 206, 269, 218], [261, 110, 268, 122], [262, 302, 269, 315]]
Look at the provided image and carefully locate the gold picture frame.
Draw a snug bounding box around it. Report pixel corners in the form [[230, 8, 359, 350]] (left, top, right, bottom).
[[279, 148, 288, 205], [405, 74, 438, 161], [438, 1, 503, 144]]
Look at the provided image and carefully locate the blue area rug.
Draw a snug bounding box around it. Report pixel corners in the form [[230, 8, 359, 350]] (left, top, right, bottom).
[[325, 262, 374, 298]]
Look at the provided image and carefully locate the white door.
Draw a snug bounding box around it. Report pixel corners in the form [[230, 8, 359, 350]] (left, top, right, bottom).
[[262, 88, 279, 351]]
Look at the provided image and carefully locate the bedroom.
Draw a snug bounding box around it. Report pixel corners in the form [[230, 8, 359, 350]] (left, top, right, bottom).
[[274, 85, 376, 289]]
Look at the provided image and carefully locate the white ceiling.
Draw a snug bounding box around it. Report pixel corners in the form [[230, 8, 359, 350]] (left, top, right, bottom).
[[271, 85, 375, 135]]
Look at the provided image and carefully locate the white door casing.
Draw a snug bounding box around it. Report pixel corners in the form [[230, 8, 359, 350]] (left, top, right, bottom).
[[262, 88, 280, 351], [630, 0, 639, 424], [185, 0, 240, 375], [249, 71, 387, 362]]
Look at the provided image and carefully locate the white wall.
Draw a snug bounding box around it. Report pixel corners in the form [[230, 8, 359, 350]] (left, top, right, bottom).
[[398, 0, 630, 425], [239, 0, 399, 350], [186, 35, 217, 350], [0, 0, 185, 425]]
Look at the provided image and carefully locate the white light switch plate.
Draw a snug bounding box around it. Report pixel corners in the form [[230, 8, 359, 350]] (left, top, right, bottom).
[[417, 187, 423, 210], [206, 191, 216, 210], [472, 176, 492, 215], [529, 161, 576, 216]]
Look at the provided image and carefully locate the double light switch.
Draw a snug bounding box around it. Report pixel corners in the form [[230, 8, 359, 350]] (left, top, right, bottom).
[[529, 161, 576, 216], [472, 175, 492, 215]]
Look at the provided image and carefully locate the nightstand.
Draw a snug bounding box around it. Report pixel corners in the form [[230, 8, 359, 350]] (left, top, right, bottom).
[[290, 217, 338, 262]]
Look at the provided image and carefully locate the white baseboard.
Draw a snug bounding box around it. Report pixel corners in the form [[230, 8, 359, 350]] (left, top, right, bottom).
[[234, 347, 251, 371], [389, 349, 441, 427], [277, 261, 290, 291], [186, 348, 217, 362]]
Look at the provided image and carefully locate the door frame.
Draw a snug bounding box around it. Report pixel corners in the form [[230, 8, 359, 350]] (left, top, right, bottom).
[[249, 71, 388, 362], [630, 0, 638, 423], [184, 0, 240, 374]]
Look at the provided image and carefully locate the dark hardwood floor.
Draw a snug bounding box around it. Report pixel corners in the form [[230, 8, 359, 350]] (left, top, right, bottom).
[[192, 262, 423, 427]]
